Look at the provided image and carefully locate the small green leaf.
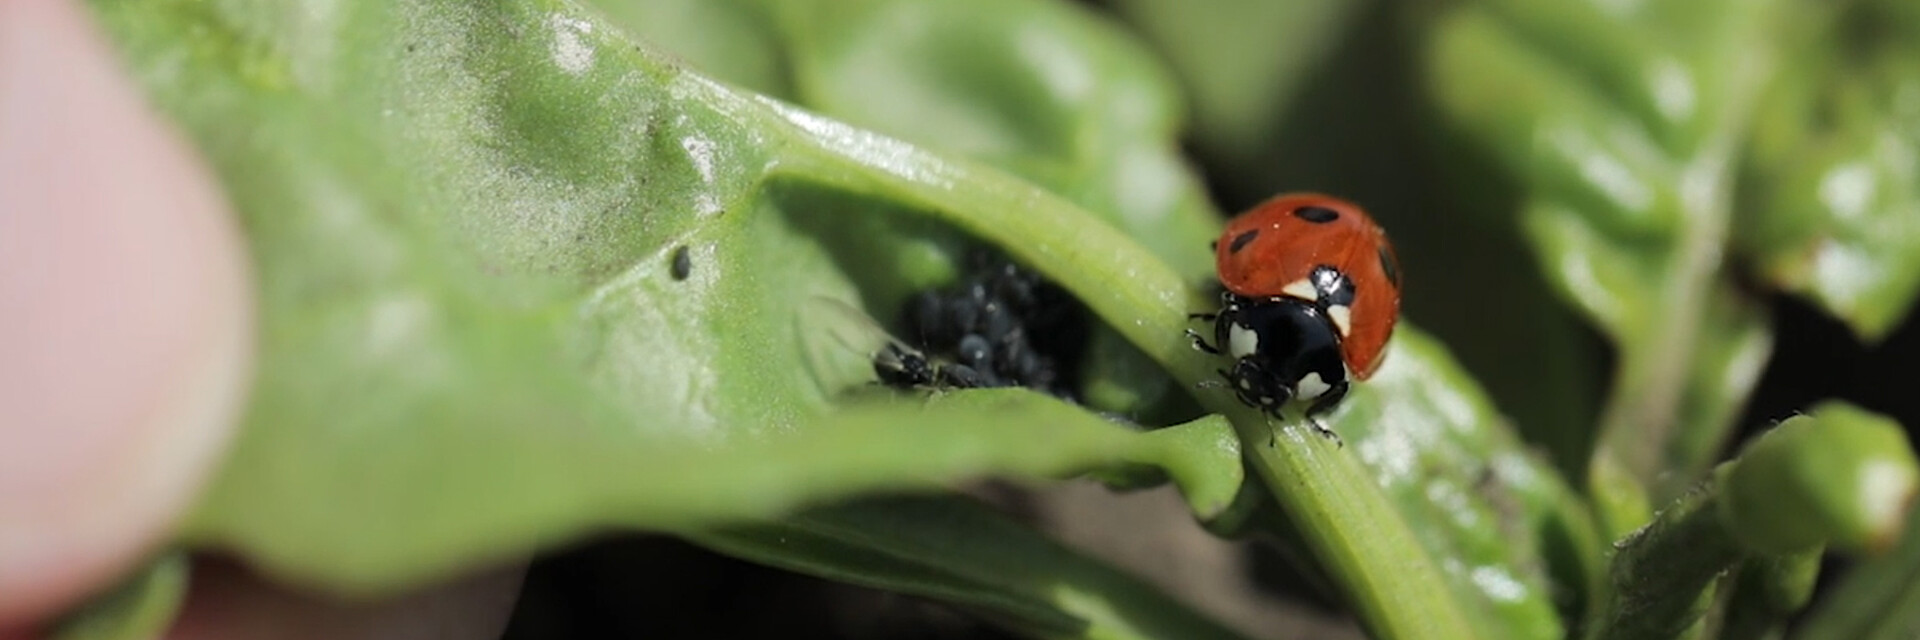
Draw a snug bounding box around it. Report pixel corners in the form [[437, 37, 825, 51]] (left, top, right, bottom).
[[1130, 415, 1245, 521], [1587, 402, 1915, 640], [48, 552, 188, 640], [1585, 483, 1739, 640], [1718, 403, 1919, 555], [1719, 550, 1822, 640]]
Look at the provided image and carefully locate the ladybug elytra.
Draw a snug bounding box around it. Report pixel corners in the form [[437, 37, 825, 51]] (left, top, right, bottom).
[[1190, 193, 1402, 440]]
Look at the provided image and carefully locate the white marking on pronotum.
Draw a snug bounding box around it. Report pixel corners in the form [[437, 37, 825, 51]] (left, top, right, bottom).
[[1228, 323, 1260, 359], [1297, 372, 1331, 399], [1282, 279, 1317, 301], [1327, 304, 1353, 337]]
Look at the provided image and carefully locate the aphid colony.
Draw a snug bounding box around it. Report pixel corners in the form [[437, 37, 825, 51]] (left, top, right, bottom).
[[877, 251, 1087, 401]]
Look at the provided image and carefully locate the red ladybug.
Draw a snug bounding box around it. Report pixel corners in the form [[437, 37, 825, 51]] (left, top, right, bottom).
[[1190, 193, 1401, 437]]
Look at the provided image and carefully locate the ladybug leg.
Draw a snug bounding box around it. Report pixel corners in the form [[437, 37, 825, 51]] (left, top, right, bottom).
[[941, 364, 987, 389], [1305, 417, 1343, 448], [1261, 403, 1292, 448], [1303, 381, 1349, 448], [1186, 328, 1221, 354], [1210, 367, 1235, 390]]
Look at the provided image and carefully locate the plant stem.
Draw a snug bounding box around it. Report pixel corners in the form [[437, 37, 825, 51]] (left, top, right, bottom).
[[1718, 551, 1821, 640], [1790, 506, 1920, 640], [1584, 482, 1742, 640]]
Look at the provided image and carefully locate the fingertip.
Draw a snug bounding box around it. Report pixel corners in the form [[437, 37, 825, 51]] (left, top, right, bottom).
[[0, 0, 253, 625]]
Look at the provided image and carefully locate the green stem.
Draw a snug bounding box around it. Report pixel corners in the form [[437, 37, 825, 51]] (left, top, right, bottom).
[[1592, 149, 1734, 499], [1584, 482, 1743, 640], [1789, 495, 1920, 640], [1236, 415, 1480, 639], [1586, 3, 1786, 501], [1719, 550, 1821, 640]]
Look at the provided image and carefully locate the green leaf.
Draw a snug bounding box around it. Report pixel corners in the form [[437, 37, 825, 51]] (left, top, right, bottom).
[[1586, 402, 1916, 640], [1330, 328, 1584, 640], [1739, 0, 1920, 340], [87, 0, 1239, 600], [1717, 403, 1920, 555], [693, 497, 1250, 640], [1584, 483, 1735, 640], [86, 0, 1269, 636], [1428, 0, 1785, 496], [592, 0, 1221, 279], [1100, 0, 1362, 170], [49, 552, 188, 640], [591, 0, 1222, 420]]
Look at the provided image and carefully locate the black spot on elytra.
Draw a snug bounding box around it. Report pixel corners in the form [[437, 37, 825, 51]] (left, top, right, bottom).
[[1228, 229, 1260, 254], [1293, 206, 1339, 223], [670, 245, 692, 281], [1377, 244, 1400, 287]]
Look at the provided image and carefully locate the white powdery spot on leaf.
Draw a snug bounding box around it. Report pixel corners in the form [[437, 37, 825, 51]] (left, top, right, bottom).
[[680, 133, 723, 216], [1470, 565, 1529, 603], [1426, 481, 1482, 531], [548, 14, 595, 75], [1356, 426, 1418, 488]]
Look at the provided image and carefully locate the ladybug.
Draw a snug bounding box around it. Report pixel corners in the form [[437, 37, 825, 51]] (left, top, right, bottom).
[[1189, 193, 1401, 439]]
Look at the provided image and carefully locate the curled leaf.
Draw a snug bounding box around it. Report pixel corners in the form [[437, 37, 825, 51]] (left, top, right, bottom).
[[1718, 402, 1919, 555]]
